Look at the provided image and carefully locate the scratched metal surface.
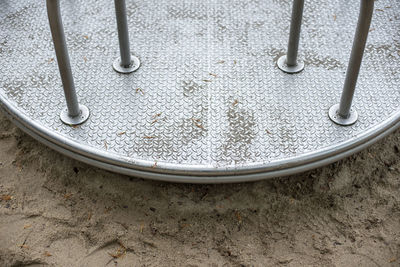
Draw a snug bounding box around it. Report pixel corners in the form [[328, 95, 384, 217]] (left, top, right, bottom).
[[0, 0, 399, 180]]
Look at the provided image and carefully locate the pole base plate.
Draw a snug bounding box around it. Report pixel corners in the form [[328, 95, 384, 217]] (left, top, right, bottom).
[[277, 55, 304, 74], [329, 104, 358, 126], [60, 104, 90, 126], [113, 56, 141, 74]]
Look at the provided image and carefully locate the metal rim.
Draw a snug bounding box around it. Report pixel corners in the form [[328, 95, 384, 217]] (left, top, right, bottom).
[[2, 102, 399, 183], [1, 94, 399, 180]]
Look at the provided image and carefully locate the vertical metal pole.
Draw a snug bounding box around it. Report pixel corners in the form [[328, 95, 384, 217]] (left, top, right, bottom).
[[113, 0, 141, 74], [277, 0, 305, 74], [286, 0, 304, 66], [47, 0, 89, 125], [329, 0, 374, 126], [115, 0, 131, 67], [338, 0, 374, 117]]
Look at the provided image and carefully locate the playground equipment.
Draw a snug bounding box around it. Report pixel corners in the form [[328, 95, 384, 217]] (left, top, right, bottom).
[[1, 0, 399, 183]]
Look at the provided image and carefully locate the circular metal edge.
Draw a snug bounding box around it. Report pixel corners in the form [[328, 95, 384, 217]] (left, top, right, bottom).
[[112, 56, 141, 74], [60, 104, 90, 126], [277, 55, 305, 74], [328, 104, 358, 126], [3, 108, 399, 183], [1, 93, 400, 179]]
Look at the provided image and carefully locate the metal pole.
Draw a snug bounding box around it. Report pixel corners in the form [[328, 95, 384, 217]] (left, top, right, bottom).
[[113, 0, 141, 74], [115, 0, 131, 67], [339, 0, 374, 117], [287, 0, 304, 66], [329, 0, 374, 126], [47, 0, 89, 125], [277, 0, 305, 74]]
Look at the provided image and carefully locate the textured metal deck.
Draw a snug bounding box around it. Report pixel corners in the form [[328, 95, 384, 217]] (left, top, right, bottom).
[[1, 0, 400, 182]]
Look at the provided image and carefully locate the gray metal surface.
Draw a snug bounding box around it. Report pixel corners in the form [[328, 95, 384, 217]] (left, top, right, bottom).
[[1, 0, 400, 182]]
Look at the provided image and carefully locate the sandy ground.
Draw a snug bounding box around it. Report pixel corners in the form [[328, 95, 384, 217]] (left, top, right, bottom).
[[0, 111, 399, 267]]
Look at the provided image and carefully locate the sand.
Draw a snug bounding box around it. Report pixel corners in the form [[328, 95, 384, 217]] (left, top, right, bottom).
[[0, 111, 399, 266]]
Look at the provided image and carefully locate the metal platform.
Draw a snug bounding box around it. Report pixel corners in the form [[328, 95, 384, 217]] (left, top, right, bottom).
[[1, 0, 399, 183]]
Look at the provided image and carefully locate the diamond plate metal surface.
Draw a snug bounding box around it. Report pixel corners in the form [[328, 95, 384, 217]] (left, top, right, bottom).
[[0, 0, 399, 181]]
